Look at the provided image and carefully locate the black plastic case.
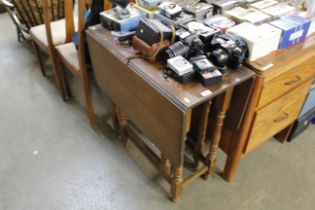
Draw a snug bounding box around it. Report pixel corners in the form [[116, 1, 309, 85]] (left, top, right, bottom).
[[288, 108, 315, 142], [136, 19, 172, 45], [168, 69, 195, 84], [196, 69, 222, 86]]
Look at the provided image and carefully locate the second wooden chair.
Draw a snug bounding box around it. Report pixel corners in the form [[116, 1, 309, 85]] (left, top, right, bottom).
[[52, 0, 97, 129]]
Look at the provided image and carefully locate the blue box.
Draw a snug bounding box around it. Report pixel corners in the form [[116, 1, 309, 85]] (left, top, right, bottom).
[[270, 15, 311, 49]]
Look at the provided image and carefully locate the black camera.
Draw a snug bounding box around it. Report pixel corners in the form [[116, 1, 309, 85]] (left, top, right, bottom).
[[164, 32, 204, 59], [135, 19, 172, 45], [207, 33, 247, 71]]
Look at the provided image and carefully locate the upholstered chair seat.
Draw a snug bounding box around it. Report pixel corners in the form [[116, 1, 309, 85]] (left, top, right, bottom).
[[56, 42, 80, 74], [30, 17, 78, 50]]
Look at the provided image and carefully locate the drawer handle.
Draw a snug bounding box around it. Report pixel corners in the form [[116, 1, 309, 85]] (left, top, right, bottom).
[[273, 113, 289, 123], [285, 76, 301, 86]]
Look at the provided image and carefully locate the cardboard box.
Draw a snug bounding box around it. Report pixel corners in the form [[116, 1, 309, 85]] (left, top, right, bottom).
[[262, 3, 296, 19], [227, 22, 281, 61], [270, 15, 311, 48], [224, 7, 271, 24], [250, 0, 278, 10]]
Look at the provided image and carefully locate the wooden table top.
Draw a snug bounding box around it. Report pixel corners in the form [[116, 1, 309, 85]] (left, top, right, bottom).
[[87, 25, 255, 110], [246, 35, 315, 75]]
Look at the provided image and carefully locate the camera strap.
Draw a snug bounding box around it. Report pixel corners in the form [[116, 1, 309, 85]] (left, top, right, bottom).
[[148, 19, 165, 59]]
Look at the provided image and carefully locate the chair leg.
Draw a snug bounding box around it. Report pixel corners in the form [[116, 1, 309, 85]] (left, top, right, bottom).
[[50, 50, 67, 100], [59, 61, 72, 100], [81, 74, 97, 130], [32, 41, 46, 77], [17, 27, 25, 42]]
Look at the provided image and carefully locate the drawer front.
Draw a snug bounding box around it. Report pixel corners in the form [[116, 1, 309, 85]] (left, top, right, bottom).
[[245, 80, 312, 153], [257, 59, 315, 108]]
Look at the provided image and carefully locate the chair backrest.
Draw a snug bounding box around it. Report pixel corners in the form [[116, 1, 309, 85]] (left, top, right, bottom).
[[43, 0, 79, 49], [10, 0, 67, 29], [44, 0, 109, 70]]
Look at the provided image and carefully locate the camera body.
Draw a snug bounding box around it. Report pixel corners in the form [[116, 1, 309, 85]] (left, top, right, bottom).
[[203, 15, 236, 32], [212, 0, 245, 15], [100, 5, 145, 31], [190, 55, 216, 72], [154, 11, 194, 28], [181, 20, 220, 43], [190, 55, 222, 85], [159, 2, 182, 19], [165, 32, 204, 59], [166, 56, 195, 83], [208, 33, 248, 69], [185, 2, 213, 20], [135, 19, 172, 45]]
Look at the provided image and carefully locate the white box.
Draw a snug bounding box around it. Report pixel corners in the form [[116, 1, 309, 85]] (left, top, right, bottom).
[[262, 3, 296, 19], [227, 22, 282, 61], [250, 0, 278, 10], [224, 7, 271, 24]]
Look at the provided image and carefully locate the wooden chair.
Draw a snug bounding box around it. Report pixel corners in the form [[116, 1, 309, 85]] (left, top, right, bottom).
[[0, 0, 69, 41], [53, 0, 97, 129], [30, 0, 78, 99]]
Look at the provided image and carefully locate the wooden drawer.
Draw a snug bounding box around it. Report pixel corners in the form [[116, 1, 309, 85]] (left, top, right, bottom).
[[245, 80, 312, 153], [257, 59, 315, 108]]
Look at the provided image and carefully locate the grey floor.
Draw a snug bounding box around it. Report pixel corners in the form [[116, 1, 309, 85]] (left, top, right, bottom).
[[0, 13, 315, 210]]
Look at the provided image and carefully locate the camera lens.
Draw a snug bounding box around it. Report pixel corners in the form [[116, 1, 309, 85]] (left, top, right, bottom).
[[230, 47, 244, 69], [210, 48, 229, 68], [165, 42, 190, 59]]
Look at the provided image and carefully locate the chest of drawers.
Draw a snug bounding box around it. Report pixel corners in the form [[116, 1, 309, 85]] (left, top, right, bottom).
[[220, 35, 315, 181]]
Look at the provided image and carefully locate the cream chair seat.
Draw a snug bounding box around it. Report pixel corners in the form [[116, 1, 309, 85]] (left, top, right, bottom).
[[56, 42, 80, 75], [30, 17, 79, 51]]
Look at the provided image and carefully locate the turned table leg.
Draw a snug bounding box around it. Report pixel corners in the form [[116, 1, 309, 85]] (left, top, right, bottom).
[[111, 103, 120, 136], [116, 108, 128, 146], [161, 154, 171, 177], [205, 87, 234, 180], [171, 164, 184, 203], [193, 100, 212, 168]]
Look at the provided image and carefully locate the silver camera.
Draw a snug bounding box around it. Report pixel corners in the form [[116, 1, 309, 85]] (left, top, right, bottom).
[[100, 5, 145, 31], [185, 2, 213, 20], [166, 56, 195, 83], [137, 0, 163, 10], [159, 2, 182, 19], [167, 56, 194, 76]]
